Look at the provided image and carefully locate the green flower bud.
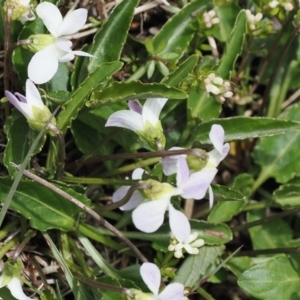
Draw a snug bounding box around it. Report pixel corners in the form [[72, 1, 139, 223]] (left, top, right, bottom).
[[0, 260, 22, 288], [23, 34, 56, 53], [141, 179, 176, 200], [3, 0, 33, 21], [186, 149, 208, 172], [127, 289, 155, 300]]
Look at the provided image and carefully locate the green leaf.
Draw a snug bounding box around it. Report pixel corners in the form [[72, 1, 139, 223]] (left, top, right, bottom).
[[212, 184, 245, 201], [252, 103, 300, 184], [247, 209, 293, 250], [152, 0, 210, 62], [4, 110, 46, 176], [162, 54, 199, 86], [190, 116, 300, 144], [57, 61, 123, 131], [217, 10, 246, 79], [172, 245, 224, 288], [273, 184, 300, 208], [86, 81, 187, 109], [238, 255, 300, 299], [0, 178, 90, 231], [87, 0, 138, 73]]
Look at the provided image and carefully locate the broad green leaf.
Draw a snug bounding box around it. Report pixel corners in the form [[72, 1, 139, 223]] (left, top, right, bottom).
[[217, 10, 246, 79], [87, 0, 138, 73], [42, 63, 69, 92], [226, 257, 253, 277], [212, 184, 245, 201], [187, 86, 221, 121], [214, 3, 241, 42], [57, 61, 123, 131], [0, 178, 90, 231], [273, 184, 300, 208], [86, 81, 187, 109], [152, 0, 210, 62], [71, 44, 89, 90], [4, 110, 46, 176], [162, 54, 199, 86], [190, 116, 300, 144], [172, 245, 224, 288], [238, 255, 300, 299], [247, 209, 293, 249], [252, 103, 300, 184]]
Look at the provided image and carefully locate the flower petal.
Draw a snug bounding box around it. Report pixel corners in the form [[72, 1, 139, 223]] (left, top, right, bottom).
[[132, 198, 169, 233], [132, 168, 144, 180], [128, 100, 143, 114], [36, 2, 62, 37], [176, 156, 190, 188], [208, 185, 214, 208], [5, 91, 33, 119], [140, 263, 160, 296], [25, 79, 44, 109], [105, 110, 144, 132], [180, 168, 217, 200], [7, 277, 33, 300], [209, 124, 225, 155], [158, 283, 184, 300], [169, 204, 191, 243], [142, 98, 168, 127], [71, 50, 96, 58], [161, 147, 185, 176], [28, 45, 59, 84], [112, 186, 144, 211], [58, 9, 87, 36]]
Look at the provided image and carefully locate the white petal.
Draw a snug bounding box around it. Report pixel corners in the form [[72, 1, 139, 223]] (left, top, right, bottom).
[[180, 168, 217, 200], [161, 147, 185, 176], [176, 156, 190, 188], [140, 263, 160, 296], [25, 79, 44, 109], [105, 110, 144, 132], [28, 45, 59, 84], [58, 9, 87, 36], [158, 283, 184, 300], [169, 204, 191, 243], [207, 142, 229, 168], [112, 186, 144, 211], [5, 91, 33, 119], [132, 198, 169, 233], [58, 52, 75, 62], [7, 277, 33, 300], [71, 50, 96, 58], [142, 98, 168, 127], [209, 124, 225, 155], [36, 2, 62, 37], [208, 185, 214, 208], [132, 168, 145, 180]]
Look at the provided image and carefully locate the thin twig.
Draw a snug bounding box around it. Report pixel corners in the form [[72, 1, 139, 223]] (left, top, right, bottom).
[[12, 166, 148, 263]]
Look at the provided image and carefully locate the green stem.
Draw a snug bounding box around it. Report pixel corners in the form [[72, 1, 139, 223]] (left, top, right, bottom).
[[237, 247, 300, 256], [61, 176, 137, 185], [0, 236, 19, 259], [196, 287, 216, 300], [0, 219, 19, 241], [242, 200, 268, 211]]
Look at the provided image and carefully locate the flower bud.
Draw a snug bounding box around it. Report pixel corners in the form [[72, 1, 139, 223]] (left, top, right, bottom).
[[23, 34, 56, 53], [140, 179, 177, 201]]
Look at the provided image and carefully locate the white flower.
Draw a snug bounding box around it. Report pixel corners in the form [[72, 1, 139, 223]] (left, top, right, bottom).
[[139, 263, 184, 300], [28, 2, 95, 84], [5, 79, 55, 131], [204, 73, 233, 103], [106, 98, 168, 150], [0, 276, 33, 300], [268, 0, 293, 11], [4, 0, 35, 22], [245, 10, 263, 31], [203, 10, 219, 28]]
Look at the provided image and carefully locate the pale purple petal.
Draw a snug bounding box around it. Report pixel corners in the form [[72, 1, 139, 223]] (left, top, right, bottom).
[[28, 45, 59, 84], [140, 263, 160, 296], [176, 156, 190, 187], [128, 100, 143, 114], [36, 2, 62, 37], [112, 186, 144, 211], [180, 168, 217, 200], [208, 185, 214, 208], [158, 283, 184, 300], [161, 147, 185, 176], [142, 98, 168, 127], [5, 91, 33, 119], [14, 93, 27, 103], [105, 110, 144, 132], [132, 198, 169, 233], [25, 79, 44, 109], [58, 9, 87, 36], [169, 204, 191, 243], [221, 143, 230, 161], [209, 124, 225, 155], [132, 168, 144, 180], [7, 277, 33, 300]]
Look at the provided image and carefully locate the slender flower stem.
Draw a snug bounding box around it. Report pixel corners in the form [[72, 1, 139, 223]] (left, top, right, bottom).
[[0, 236, 19, 260], [232, 206, 300, 232], [12, 165, 148, 263], [12, 229, 36, 262], [61, 176, 138, 185]]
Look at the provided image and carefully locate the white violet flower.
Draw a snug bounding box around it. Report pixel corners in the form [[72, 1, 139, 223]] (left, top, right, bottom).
[[4, 0, 35, 22], [105, 98, 168, 150], [132, 262, 185, 300], [5, 79, 56, 132], [27, 2, 95, 84]]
